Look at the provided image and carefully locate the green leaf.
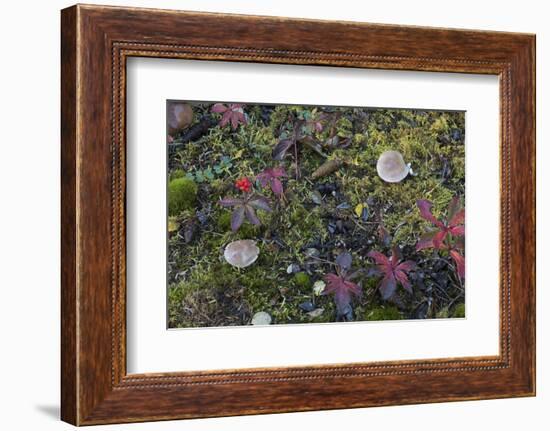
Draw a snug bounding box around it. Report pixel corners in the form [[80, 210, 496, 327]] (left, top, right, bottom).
[[195, 171, 205, 183], [204, 168, 214, 180]]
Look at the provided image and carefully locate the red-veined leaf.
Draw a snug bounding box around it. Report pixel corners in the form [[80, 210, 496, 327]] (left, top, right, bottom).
[[211, 103, 227, 113], [230, 206, 245, 231], [450, 250, 465, 279], [343, 279, 362, 297], [367, 250, 390, 266], [391, 245, 402, 264], [248, 196, 272, 212], [322, 273, 340, 293], [323, 273, 361, 313], [256, 174, 270, 188], [447, 196, 461, 222], [449, 208, 465, 227], [369, 250, 415, 299], [220, 110, 232, 127], [417, 199, 445, 228], [271, 166, 287, 177], [431, 230, 448, 249], [416, 231, 435, 251], [394, 270, 412, 293], [450, 225, 465, 236], [396, 260, 416, 272], [219, 197, 243, 207], [379, 275, 397, 300], [271, 178, 283, 195], [244, 205, 260, 225], [231, 110, 244, 130]]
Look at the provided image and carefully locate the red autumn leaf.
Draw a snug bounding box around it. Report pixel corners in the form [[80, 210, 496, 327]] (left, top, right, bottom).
[[211, 103, 247, 130], [321, 251, 362, 319], [231, 206, 245, 231], [211, 103, 227, 114], [322, 273, 362, 315], [245, 205, 261, 225], [218, 193, 272, 232], [416, 231, 437, 251], [368, 247, 416, 300], [219, 197, 243, 207], [417, 199, 445, 229], [415, 197, 465, 251], [257, 166, 287, 196], [450, 249, 465, 279], [416, 197, 466, 280], [247, 195, 273, 212]]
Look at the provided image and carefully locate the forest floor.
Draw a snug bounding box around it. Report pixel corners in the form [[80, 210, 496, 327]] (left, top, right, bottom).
[[167, 102, 465, 328]]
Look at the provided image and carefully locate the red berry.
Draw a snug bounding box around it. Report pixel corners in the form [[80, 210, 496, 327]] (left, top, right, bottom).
[[235, 177, 252, 192]]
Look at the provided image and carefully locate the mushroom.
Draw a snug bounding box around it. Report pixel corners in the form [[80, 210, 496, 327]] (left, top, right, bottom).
[[224, 240, 260, 268], [376, 150, 410, 183], [167, 102, 193, 135], [251, 311, 272, 325]]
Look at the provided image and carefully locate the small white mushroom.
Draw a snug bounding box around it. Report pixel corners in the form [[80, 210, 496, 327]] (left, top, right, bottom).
[[376, 150, 410, 183], [251, 311, 272, 325], [224, 240, 260, 268], [167, 102, 193, 134]]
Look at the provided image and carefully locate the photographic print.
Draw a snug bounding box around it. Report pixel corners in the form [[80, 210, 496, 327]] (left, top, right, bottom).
[[167, 101, 465, 328]]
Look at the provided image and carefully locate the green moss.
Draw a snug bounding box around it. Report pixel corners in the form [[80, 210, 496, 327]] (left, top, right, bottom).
[[453, 303, 466, 318], [294, 272, 311, 288], [365, 305, 402, 321], [216, 212, 232, 231], [168, 177, 198, 216], [169, 169, 185, 181]]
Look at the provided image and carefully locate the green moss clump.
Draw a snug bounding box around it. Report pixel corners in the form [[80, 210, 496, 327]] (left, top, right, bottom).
[[453, 303, 466, 318], [294, 272, 311, 288], [169, 169, 185, 181], [168, 177, 197, 216], [365, 306, 402, 321], [216, 212, 232, 231]]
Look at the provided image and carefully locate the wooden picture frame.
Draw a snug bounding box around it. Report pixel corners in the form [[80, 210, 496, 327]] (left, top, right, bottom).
[[61, 4, 536, 425]]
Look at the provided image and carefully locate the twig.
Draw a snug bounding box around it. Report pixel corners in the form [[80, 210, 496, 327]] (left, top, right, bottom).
[[168, 116, 216, 152]]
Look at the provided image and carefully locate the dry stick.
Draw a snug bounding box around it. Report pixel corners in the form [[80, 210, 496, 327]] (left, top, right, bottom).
[[307, 255, 337, 267], [168, 116, 216, 152]]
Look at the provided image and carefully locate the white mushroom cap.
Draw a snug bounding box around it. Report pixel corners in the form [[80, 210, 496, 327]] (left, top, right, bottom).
[[376, 150, 410, 183], [167, 102, 193, 134], [251, 311, 272, 325], [224, 240, 260, 268]]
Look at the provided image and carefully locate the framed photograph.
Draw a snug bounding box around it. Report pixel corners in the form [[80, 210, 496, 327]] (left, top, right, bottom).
[[61, 4, 535, 425]]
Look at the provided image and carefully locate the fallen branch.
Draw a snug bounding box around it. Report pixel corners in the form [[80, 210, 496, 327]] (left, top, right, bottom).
[[168, 116, 216, 152]]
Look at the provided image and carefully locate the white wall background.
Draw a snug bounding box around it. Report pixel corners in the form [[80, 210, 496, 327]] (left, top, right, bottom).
[[0, 0, 546, 430]]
